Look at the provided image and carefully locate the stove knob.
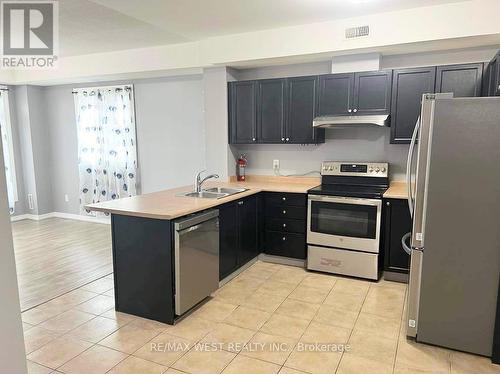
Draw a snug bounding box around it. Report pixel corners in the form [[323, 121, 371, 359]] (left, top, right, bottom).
[[375, 167, 380, 172], [369, 168, 373, 173], [328, 166, 333, 171], [381, 167, 386, 172]]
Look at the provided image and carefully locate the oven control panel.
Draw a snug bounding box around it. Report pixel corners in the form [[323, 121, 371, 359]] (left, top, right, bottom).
[[321, 162, 389, 178]]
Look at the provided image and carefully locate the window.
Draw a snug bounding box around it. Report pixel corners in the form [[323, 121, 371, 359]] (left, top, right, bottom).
[[73, 85, 138, 215], [0, 88, 17, 214]]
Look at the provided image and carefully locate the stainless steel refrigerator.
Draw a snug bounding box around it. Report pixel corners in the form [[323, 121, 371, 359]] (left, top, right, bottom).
[[406, 94, 500, 357]]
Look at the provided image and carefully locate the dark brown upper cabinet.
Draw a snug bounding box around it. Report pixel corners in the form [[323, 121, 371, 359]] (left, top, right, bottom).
[[354, 70, 392, 115], [391, 63, 486, 144], [317, 73, 354, 116], [257, 79, 286, 143], [485, 51, 500, 96], [436, 63, 483, 98], [229, 81, 257, 144], [229, 77, 324, 144], [286, 76, 324, 144], [317, 70, 392, 116], [390, 67, 436, 144]]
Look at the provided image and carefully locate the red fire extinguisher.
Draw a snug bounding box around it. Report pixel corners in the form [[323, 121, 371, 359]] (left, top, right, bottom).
[[236, 154, 247, 182]]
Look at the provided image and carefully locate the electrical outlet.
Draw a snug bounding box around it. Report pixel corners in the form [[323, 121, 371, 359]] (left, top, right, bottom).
[[27, 194, 34, 210], [273, 159, 280, 171], [64, 194, 69, 202]]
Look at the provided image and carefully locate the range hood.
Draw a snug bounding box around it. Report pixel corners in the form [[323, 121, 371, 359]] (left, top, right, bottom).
[[313, 114, 390, 128]]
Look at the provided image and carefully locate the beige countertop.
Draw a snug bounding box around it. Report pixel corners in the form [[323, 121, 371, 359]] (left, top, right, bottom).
[[86, 175, 320, 220], [383, 181, 408, 199]]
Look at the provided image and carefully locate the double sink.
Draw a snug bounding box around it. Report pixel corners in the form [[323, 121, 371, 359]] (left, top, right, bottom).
[[181, 187, 248, 199]]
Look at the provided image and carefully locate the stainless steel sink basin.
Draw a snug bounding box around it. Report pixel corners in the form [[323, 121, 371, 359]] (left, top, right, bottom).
[[204, 187, 248, 195], [180, 191, 228, 199], [179, 187, 248, 199]]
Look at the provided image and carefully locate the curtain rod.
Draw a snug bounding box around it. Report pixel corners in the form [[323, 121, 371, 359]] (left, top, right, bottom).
[[72, 84, 132, 94]]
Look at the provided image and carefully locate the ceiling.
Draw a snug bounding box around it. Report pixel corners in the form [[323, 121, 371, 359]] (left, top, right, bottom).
[[60, 0, 468, 56]]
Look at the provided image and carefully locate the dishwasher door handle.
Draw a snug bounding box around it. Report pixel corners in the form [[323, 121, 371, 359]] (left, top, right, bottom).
[[178, 224, 201, 235]]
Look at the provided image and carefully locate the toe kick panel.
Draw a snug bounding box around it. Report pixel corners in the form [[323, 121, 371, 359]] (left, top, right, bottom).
[[307, 245, 378, 280]]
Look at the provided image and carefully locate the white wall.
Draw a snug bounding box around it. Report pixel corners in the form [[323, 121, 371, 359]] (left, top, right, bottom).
[[13, 86, 39, 215], [0, 134, 27, 374], [234, 129, 409, 181], [134, 76, 205, 193], [203, 67, 232, 179], [27, 87, 53, 214], [8, 88, 26, 216]]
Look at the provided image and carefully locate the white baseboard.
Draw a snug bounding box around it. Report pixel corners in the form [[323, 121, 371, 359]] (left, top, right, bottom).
[[52, 212, 111, 225], [10, 212, 111, 225]]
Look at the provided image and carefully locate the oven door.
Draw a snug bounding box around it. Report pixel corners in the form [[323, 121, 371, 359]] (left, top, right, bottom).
[[307, 194, 382, 253]]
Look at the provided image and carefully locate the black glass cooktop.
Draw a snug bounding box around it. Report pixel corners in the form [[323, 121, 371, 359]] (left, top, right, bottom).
[[308, 184, 388, 199]]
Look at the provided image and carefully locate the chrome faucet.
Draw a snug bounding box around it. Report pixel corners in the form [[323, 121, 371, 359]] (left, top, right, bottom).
[[194, 170, 219, 193]]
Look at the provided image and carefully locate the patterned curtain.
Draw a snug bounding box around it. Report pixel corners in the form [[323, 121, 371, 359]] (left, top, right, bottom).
[[0, 90, 16, 214], [73, 86, 138, 216]]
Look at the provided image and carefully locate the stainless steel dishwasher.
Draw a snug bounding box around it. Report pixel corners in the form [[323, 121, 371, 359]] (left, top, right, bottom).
[[174, 209, 219, 316]]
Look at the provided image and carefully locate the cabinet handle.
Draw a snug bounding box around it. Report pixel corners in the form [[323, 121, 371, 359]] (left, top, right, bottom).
[[282, 236, 286, 241], [252, 138, 256, 141], [348, 109, 352, 113], [282, 197, 286, 201], [282, 210, 286, 214], [282, 223, 287, 228], [386, 202, 390, 206], [238, 201, 244, 205], [286, 137, 290, 142], [353, 109, 358, 113]]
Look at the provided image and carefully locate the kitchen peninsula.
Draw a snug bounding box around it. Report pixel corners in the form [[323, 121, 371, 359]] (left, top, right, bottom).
[[87, 176, 319, 324]]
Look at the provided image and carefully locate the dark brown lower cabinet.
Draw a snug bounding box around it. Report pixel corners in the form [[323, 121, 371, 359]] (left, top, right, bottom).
[[219, 194, 259, 280], [493, 275, 500, 364], [111, 214, 175, 324], [383, 198, 412, 278], [263, 192, 307, 259]]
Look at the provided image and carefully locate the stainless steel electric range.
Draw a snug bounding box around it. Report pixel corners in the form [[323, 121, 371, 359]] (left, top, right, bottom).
[[307, 161, 389, 280]]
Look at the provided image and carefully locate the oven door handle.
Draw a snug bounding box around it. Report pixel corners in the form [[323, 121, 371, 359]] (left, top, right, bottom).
[[308, 194, 382, 207]]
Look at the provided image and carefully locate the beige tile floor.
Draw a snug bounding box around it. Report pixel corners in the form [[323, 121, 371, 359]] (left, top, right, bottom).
[[22, 262, 500, 374]]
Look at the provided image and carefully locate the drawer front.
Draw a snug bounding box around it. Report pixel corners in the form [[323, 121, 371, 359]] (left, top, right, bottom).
[[265, 218, 305, 234], [264, 231, 306, 259], [307, 245, 379, 280], [265, 205, 306, 220], [265, 192, 306, 207]]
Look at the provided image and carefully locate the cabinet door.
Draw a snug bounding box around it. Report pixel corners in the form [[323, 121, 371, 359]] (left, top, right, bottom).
[[257, 79, 286, 143], [391, 67, 436, 144], [264, 231, 306, 259], [238, 195, 258, 266], [229, 81, 257, 144], [317, 73, 355, 116], [383, 199, 412, 273], [219, 202, 239, 280], [286, 76, 324, 144], [492, 56, 500, 96], [436, 63, 483, 97], [353, 70, 392, 115]]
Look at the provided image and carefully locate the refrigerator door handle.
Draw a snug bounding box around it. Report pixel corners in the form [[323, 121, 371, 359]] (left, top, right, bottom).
[[406, 116, 420, 218]]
